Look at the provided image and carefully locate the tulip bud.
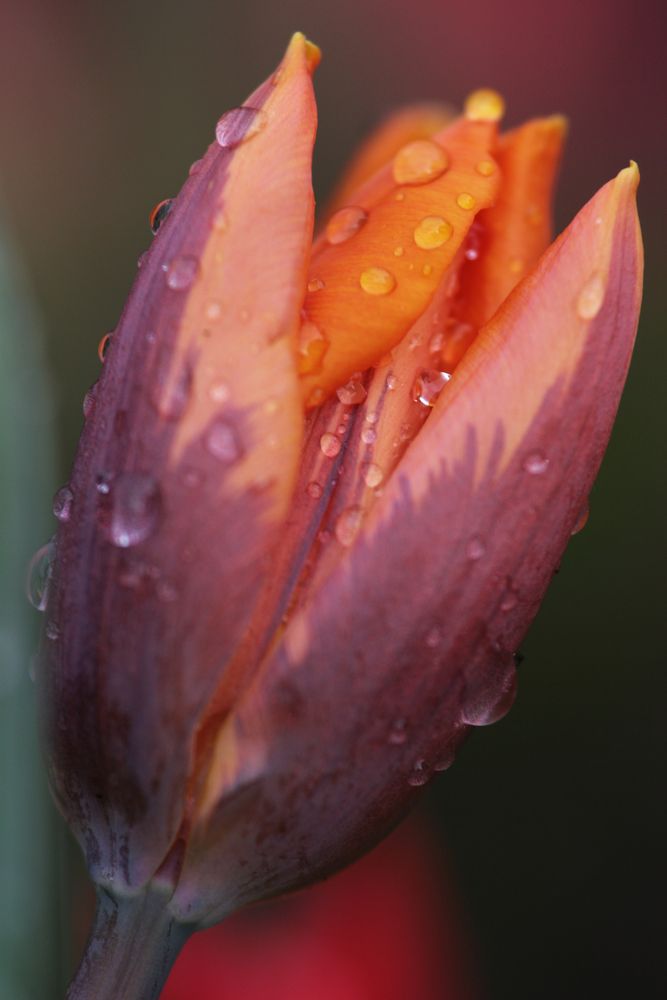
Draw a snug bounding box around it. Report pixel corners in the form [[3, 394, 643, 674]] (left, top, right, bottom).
[[33, 32, 642, 1000]]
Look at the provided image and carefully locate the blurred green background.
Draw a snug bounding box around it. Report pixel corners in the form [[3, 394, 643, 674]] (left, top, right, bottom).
[[1, 0, 664, 996]]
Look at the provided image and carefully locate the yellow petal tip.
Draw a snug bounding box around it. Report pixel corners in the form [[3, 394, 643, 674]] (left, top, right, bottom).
[[464, 88, 506, 123], [287, 31, 321, 73]]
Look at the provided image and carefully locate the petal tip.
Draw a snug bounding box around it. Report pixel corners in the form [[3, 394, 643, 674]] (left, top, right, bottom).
[[287, 31, 322, 73]]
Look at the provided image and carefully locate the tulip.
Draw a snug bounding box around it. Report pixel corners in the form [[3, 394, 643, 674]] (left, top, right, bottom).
[[34, 31, 642, 1000]]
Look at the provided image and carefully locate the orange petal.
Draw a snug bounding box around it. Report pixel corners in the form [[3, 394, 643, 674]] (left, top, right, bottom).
[[301, 117, 501, 406], [324, 102, 455, 218], [171, 165, 642, 923], [444, 115, 567, 367], [41, 33, 318, 890]]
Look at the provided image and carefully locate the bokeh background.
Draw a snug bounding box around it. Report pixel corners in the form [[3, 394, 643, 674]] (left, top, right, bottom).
[[1, 0, 665, 997]]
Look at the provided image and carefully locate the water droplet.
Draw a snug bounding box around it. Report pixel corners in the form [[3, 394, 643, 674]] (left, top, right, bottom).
[[386, 373, 397, 390], [360, 426, 377, 445], [476, 159, 496, 177], [326, 206, 368, 245], [307, 481, 323, 499], [96, 473, 112, 495], [466, 535, 486, 561], [464, 88, 505, 123], [335, 505, 363, 546], [363, 462, 383, 488], [97, 333, 112, 362], [464, 222, 483, 260], [205, 300, 222, 321], [53, 485, 73, 523], [298, 318, 328, 374], [26, 538, 56, 611], [360, 267, 396, 296], [319, 432, 341, 459], [393, 246, 404, 257], [205, 420, 243, 464], [576, 273, 605, 319], [45, 620, 60, 641], [150, 364, 192, 421], [105, 473, 162, 548], [523, 451, 549, 475], [413, 215, 453, 250], [165, 255, 199, 291], [336, 379, 367, 405], [215, 106, 266, 148], [388, 718, 408, 745], [425, 625, 442, 648], [208, 380, 230, 403], [393, 140, 449, 185], [456, 193, 476, 211], [408, 759, 430, 787], [499, 588, 518, 612], [571, 503, 590, 535], [307, 277, 325, 293], [461, 653, 517, 726], [83, 382, 99, 419], [413, 368, 451, 407], [149, 198, 173, 234]]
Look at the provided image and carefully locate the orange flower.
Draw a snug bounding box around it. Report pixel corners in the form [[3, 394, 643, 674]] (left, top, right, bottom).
[[36, 33, 642, 998]]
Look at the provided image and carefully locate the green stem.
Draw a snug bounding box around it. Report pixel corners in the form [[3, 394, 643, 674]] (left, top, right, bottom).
[[66, 889, 191, 1000]]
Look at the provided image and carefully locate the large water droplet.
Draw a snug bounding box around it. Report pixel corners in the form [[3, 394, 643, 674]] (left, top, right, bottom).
[[26, 538, 56, 611], [319, 432, 341, 459], [205, 420, 243, 464], [215, 106, 266, 148], [164, 256, 199, 291], [335, 505, 363, 546], [336, 377, 367, 405], [52, 485, 74, 523], [104, 473, 162, 548], [359, 267, 396, 296], [326, 206, 368, 245], [413, 368, 451, 407], [461, 652, 517, 726], [523, 451, 549, 475], [413, 215, 453, 250], [576, 273, 605, 319], [393, 140, 448, 185]]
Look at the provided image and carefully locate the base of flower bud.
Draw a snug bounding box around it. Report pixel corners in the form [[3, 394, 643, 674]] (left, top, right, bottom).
[[66, 885, 192, 1000]]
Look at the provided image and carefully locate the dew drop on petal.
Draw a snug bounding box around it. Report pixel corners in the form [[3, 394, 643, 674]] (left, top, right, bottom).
[[149, 198, 173, 235], [360, 267, 396, 296], [96, 473, 112, 495], [571, 503, 590, 535], [456, 192, 476, 211], [306, 481, 323, 499], [386, 373, 397, 390], [388, 718, 408, 746], [326, 206, 368, 245], [307, 277, 325, 293], [523, 451, 549, 475], [576, 272, 605, 319], [26, 538, 56, 611], [319, 432, 342, 459], [464, 88, 505, 122], [52, 485, 73, 523], [461, 653, 517, 726], [413, 368, 451, 407], [150, 365, 193, 421], [205, 420, 243, 465], [215, 106, 266, 148], [393, 140, 448, 185], [476, 159, 496, 177], [165, 255, 199, 291], [360, 426, 377, 445], [335, 505, 363, 546], [407, 759, 430, 787], [336, 378, 367, 406], [298, 318, 328, 375], [413, 216, 453, 250], [105, 473, 162, 549], [97, 333, 112, 362], [363, 462, 383, 489], [466, 535, 486, 561]]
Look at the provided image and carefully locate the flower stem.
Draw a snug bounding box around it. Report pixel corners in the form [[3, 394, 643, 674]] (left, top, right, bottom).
[[66, 887, 191, 1000]]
